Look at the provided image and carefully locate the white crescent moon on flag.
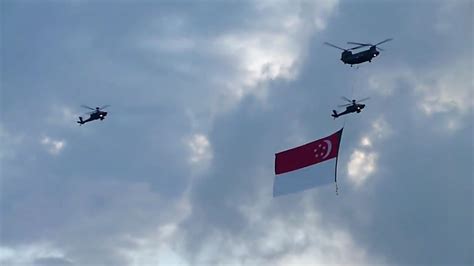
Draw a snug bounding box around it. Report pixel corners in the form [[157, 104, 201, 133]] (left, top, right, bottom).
[[322, 140, 332, 159]]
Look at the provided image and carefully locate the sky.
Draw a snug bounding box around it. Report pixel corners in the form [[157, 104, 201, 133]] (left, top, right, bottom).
[[1, 0, 472, 265]]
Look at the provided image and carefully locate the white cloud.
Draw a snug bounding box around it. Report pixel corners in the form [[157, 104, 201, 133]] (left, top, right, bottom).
[[136, 0, 339, 118], [119, 171, 385, 266], [194, 194, 386, 265], [0, 243, 72, 266], [125, 244, 188, 266], [361, 137, 372, 147], [118, 197, 192, 266], [119, 224, 189, 266], [186, 133, 212, 165], [347, 149, 377, 187], [347, 117, 391, 187], [212, 0, 338, 104], [41, 136, 66, 155], [414, 62, 472, 116], [215, 32, 298, 89], [371, 116, 393, 140], [368, 59, 474, 121]]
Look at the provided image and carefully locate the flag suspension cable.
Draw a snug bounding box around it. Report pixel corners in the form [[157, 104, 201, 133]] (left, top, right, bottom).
[[334, 127, 344, 196], [335, 152, 339, 195], [333, 117, 345, 195], [342, 79, 355, 128], [336, 69, 358, 195], [336, 62, 365, 194], [335, 108, 347, 195]]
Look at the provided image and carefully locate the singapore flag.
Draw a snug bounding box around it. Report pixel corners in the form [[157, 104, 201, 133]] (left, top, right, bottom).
[[274, 128, 343, 197]]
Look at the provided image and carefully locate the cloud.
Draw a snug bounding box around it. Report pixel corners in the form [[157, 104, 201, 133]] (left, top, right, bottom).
[[2, 1, 471, 265], [117, 184, 385, 266], [2, 177, 191, 266], [361, 137, 372, 147], [366, 58, 472, 132], [414, 61, 472, 116], [0, 243, 72, 266], [215, 32, 298, 88], [135, 0, 339, 117], [346, 116, 392, 187], [347, 149, 377, 186], [211, 0, 338, 104], [168, 191, 385, 265], [118, 199, 192, 266], [186, 133, 213, 166], [40, 136, 66, 155]]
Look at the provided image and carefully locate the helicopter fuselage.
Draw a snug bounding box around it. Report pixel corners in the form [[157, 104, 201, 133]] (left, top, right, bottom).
[[341, 47, 379, 66], [332, 104, 365, 118], [77, 111, 107, 125]]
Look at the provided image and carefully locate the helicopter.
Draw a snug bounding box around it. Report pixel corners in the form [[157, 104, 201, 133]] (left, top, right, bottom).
[[332, 97, 369, 118], [77, 105, 109, 125], [324, 38, 393, 66]]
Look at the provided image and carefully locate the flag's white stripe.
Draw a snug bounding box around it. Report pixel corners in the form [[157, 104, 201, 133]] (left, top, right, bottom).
[[273, 158, 336, 197]]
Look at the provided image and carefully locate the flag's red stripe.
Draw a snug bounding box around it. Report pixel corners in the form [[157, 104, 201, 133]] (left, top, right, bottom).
[[275, 129, 343, 175]]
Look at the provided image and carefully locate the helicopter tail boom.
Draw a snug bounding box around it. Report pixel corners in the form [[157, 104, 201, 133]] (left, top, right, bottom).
[[331, 110, 338, 118]]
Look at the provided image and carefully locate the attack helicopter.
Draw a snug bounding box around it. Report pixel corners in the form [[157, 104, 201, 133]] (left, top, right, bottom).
[[332, 97, 369, 118], [77, 105, 109, 125], [324, 38, 393, 66]]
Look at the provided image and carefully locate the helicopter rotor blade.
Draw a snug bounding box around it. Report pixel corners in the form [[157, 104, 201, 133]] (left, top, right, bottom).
[[99, 105, 110, 110], [341, 96, 352, 103], [81, 105, 95, 110], [349, 45, 368, 50], [374, 38, 393, 46], [347, 41, 372, 47], [338, 104, 352, 107], [356, 97, 371, 103], [324, 42, 347, 51]]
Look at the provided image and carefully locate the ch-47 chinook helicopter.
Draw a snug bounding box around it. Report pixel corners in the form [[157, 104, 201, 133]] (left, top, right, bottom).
[[77, 105, 109, 125], [332, 97, 369, 119], [324, 38, 393, 66]]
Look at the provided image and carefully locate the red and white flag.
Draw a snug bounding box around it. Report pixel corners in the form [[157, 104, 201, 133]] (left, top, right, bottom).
[[274, 128, 343, 196]]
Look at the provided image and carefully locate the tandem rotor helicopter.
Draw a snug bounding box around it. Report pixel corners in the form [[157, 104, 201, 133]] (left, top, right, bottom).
[[77, 105, 110, 125], [332, 97, 370, 119], [324, 38, 393, 66]]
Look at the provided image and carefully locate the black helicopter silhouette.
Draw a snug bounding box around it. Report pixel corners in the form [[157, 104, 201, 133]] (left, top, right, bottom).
[[332, 97, 369, 118], [324, 38, 393, 66], [77, 105, 109, 125]]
